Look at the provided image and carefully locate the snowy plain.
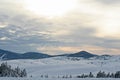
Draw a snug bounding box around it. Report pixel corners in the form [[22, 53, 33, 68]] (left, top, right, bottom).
[[0, 56, 120, 80], [0, 77, 120, 80]]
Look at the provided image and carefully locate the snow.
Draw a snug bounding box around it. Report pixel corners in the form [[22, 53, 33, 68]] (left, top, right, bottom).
[[0, 56, 120, 80], [0, 77, 120, 80]]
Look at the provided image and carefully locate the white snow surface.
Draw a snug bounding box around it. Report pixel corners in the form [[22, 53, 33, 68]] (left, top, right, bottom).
[[0, 77, 120, 80], [0, 56, 120, 80]]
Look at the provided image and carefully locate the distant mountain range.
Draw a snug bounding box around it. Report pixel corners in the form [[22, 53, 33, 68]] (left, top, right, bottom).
[[0, 49, 111, 60], [0, 49, 52, 60]]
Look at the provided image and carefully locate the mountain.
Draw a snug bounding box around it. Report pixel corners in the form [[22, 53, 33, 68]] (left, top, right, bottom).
[[0, 49, 111, 60], [22, 52, 52, 59], [67, 51, 97, 58], [96, 54, 112, 60], [0, 49, 22, 60], [0, 49, 52, 60], [55, 54, 70, 57]]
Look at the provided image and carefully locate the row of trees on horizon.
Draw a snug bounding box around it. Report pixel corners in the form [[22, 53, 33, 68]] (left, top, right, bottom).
[[38, 71, 120, 78]]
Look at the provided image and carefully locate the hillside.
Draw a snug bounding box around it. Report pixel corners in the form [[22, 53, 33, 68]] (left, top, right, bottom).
[[0, 49, 110, 60], [0, 49, 52, 60]]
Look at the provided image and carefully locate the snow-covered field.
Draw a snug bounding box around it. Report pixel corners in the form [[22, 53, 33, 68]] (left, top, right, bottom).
[[0, 77, 120, 80], [0, 56, 120, 80]]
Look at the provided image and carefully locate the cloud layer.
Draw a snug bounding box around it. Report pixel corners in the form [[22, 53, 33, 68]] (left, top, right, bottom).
[[0, 0, 120, 55]]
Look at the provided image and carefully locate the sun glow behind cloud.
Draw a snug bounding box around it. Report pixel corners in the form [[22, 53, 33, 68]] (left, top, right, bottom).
[[0, 0, 120, 55], [24, 0, 78, 17], [71, 0, 120, 38], [97, 11, 120, 38]]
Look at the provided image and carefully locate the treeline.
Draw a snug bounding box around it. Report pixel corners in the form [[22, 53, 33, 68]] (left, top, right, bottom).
[[38, 71, 120, 78], [77, 71, 120, 78], [0, 62, 27, 77]]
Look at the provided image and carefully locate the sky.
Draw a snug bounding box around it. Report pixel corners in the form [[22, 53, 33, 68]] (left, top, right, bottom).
[[0, 0, 120, 55]]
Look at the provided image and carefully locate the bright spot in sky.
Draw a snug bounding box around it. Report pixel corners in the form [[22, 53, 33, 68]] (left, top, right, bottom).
[[24, 0, 78, 17], [97, 11, 120, 37]]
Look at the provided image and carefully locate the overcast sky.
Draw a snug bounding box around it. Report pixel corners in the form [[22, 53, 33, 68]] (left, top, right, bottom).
[[0, 0, 120, 55]]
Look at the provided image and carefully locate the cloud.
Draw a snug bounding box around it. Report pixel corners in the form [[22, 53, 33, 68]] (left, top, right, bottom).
[[0, 37, 10, 40], [0, 0, 120, 55], [0, 24, 7, 28], [76, 1, 120, 38], [95, 0, 120, 5]]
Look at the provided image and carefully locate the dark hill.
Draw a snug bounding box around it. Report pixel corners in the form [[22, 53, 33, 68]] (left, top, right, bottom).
[[0, 49, 52, 60], [22, 52, 52, 59], [67, 51, 97, 58]]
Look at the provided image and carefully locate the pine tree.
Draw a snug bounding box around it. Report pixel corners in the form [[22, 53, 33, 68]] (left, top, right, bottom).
[[45, 74, 48, 78], [111, 73, 115, 78], [0, 62, 27, 77], [70, 75, 72, 78], [81, 74, 85, 78], [89, 72, 94, 78], [96, 71, 106, 78], [106, 72, 110, 78], [115, 71, 120, 78], [41, 75, 43, 78], [15, 66, 21, 77], [21, 69, 27, 77]]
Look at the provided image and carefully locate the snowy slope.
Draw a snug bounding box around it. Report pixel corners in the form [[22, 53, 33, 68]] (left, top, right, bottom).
[[0, 77, 120, 80], [0, 56, 120, 76], [0, 56, 120, 80]]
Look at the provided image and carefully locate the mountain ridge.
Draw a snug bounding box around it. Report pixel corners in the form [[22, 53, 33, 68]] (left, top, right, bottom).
[[0, 49, 111, 60], [67, 51, 98, 58], [0, 49, 52, 60]]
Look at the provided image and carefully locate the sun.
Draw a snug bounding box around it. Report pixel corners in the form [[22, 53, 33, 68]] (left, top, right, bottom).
[[24, 0, 78, 17]]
